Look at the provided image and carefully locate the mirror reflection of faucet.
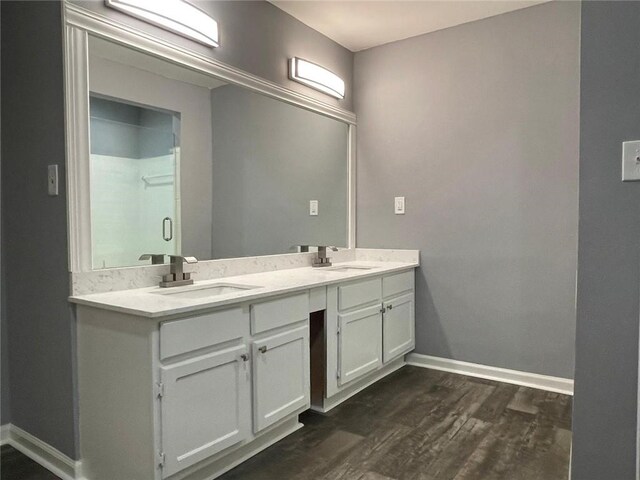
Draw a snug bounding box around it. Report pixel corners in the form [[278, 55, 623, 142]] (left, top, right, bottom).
[[291, 245, 338, 267], [139, 254, 198, 287], [139, 253, 166, 265]]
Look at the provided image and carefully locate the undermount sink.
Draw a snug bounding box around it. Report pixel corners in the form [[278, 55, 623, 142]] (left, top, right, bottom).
[[324, 265, 375, 273], [154, 283, 260, 299]]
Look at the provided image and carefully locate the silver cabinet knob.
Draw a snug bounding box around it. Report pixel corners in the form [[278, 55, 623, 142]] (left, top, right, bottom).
[[240, 354, 249, 362], [258, 346, 267, 354]]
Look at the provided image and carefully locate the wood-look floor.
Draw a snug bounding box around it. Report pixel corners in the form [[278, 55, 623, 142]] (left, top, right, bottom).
[[221, 367, 572, 480], [0, 367, 572, 480]]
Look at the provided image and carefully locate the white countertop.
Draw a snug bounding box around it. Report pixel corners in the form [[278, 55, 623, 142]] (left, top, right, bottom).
[[69, 260, 418, 318]]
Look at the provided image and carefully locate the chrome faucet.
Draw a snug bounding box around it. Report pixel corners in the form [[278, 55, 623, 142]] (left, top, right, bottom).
[[313, 246, 338, 267], [160, 255, 198, 288]]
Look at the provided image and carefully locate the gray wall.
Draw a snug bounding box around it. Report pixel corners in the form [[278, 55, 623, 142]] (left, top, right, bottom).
[[72, 0, 354, 111], [1, 268, 8, 426], [1, 1, 77, 458], [1, 214, 8, 426], [354, 1, 580, 378], [89, 56, 214, 261], [210, 85, 348, 258], [572, 2, 640, 478], [90, 97, 175, 159], [2, 0, 353, 460], [0, 0, 8, 425], [0, 293, 8, 426], [0, 0, 8, 427]]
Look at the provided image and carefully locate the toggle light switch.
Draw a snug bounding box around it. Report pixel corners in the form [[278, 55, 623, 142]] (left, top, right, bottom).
[[309, 200, 319, 216], [48, 164, 59, 196], [622, 141, 640, 181], [394, 196, 405, 215]]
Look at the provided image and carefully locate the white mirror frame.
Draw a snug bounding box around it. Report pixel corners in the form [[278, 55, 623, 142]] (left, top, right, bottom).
[[63, 3, 357, 273]]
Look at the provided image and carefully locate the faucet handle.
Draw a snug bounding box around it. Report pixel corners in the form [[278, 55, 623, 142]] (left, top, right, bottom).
[[168, 255, 198, 264], [159, 255, 198, 288], [139, 253, 166, 265]]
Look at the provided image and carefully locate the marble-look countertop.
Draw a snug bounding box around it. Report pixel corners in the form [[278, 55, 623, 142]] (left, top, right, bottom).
[[69, 260, 419, 318]]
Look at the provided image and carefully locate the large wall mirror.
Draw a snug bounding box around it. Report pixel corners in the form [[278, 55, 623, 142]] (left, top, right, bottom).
[[69, 30, 353, 270]]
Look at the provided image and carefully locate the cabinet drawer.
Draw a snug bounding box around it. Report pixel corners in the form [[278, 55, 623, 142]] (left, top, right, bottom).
[[309, 287, 327, 312], [383, 271, 414, 299], [160, 307, 248, 361], [338, 278, 381, 311], [251, 293, 309, 335]]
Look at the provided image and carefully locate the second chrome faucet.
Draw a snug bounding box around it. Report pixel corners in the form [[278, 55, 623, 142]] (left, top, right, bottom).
[[139, 254, 198, 287]]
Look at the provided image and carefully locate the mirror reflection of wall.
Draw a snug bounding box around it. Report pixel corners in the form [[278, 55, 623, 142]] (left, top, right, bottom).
[[87, 36, 349, 269], [89, 96, 180, 268], [211, 85, 348, 259]]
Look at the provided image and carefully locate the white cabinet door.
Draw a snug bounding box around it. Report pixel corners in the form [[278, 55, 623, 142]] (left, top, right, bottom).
[[383, 293, 415, 363], [338, 304, 383, 386], [160, 345, 250, 478], [252, 325, 310, 433]]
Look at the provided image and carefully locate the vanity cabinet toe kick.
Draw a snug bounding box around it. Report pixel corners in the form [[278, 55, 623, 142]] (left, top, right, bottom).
[[76, 269, 416, 480]]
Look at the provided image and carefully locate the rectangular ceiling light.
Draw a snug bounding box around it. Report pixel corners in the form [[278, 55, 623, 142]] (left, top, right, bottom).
[[105, 0, 219, 47], [289, 57, 345, 99]]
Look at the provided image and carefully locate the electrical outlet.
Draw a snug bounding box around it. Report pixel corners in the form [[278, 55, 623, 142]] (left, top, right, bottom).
[[622, 141, 640, 181], [309, 200, 319, 216], [48, 164, 59, 196], [394, 196, 405, 215]]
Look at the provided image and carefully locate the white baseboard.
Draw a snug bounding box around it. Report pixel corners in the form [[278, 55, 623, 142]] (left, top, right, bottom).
[[406, 353, 574, 395], [0, 424, 10, 445], [0, 423, 84, 480]]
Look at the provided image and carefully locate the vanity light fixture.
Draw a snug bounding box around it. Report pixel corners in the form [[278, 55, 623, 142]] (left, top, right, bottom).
[[289, 57, 345, 99], [104, 0, 219, 47]]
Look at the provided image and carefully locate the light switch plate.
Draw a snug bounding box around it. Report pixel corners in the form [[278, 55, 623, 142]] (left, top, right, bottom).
[[622, 141, 640, 181], [309, 200, 319, 216], [394, 196, 405, 215], [48, 164, 59, 196]]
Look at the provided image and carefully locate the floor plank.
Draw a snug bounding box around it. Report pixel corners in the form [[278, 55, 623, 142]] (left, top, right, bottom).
[[370, 380, 496, 479], [507, 387, 541, 416], [473, 383, 518, 422]]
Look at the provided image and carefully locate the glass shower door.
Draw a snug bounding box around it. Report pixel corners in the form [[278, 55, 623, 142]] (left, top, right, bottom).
[[89, 96, 180, 269]]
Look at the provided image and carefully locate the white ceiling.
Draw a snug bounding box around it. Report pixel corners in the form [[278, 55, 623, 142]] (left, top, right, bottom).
[[270, 0, 550, 52]]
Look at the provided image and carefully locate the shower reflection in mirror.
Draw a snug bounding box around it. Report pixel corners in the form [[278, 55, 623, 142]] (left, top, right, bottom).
[[89, 95, 180, 268]]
